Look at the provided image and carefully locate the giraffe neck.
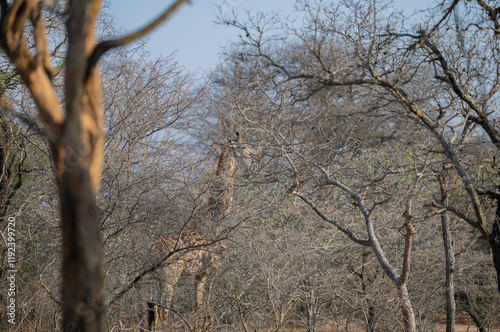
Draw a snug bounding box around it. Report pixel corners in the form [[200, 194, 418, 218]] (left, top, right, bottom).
[[206, 145, 235, 223]]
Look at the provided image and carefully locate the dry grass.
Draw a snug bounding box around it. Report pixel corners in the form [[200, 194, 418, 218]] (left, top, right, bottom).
[[275, 320, 500, 332]]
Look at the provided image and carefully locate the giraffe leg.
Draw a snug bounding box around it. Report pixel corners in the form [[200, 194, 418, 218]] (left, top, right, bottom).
[[154, 305, 160, 331], [155, 281, 172, 330], [195, 274, 212, 331], [158, 264, 182, 331], [195, 274, 207, 310]]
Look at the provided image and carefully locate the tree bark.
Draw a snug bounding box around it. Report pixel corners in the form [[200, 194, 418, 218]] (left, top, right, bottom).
[[60, 171, 105, 331], [441, 212, 456, 332], [0, 1, 189, 331], [490, 199, 500, 294], [60, 2, 106, 330], [397, 283, 416, 332], [0, 1, 105, 330], [438, 174, 456, 332]]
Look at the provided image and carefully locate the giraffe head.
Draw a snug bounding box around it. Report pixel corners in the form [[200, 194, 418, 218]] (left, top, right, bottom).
[[206, 133, 261, 224], [232, 132, 262, 163]]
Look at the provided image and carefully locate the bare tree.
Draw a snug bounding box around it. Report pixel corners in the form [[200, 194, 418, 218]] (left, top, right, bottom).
[[437, 171, 456, 332], [0, 0, 189, 330], [214, 1, 500, 329]]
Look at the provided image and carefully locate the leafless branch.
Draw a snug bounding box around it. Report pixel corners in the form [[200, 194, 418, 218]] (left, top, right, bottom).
[[87, 0, 189, 76], [289, 189, 370, 246]]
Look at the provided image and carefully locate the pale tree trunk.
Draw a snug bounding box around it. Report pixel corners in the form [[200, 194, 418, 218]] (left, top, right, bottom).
[[0, 1, 189, 331], [441, 212, 456, 332], [438, 173, 456, 332], [361, 181, 417, 332], [397, 282, 416, 332], [291, 174, 419, 332]]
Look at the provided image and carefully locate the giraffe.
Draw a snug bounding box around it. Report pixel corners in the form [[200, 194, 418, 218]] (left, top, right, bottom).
[[149, 230, 226, 331], [147, 135, 245, 331]]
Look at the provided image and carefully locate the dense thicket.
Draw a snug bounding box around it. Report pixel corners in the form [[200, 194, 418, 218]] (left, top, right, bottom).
[[1, 0, 500, 331]]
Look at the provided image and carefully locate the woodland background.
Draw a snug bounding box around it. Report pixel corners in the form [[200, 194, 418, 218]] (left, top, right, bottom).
[[1, 0, 500, 331]]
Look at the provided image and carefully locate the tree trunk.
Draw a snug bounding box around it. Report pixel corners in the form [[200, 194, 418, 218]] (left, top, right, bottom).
[[438, 174, 456, 332], [0, 1, 188, 331], [441, 212, 456, 332], [61, 1, 106, 330], [396, 283, 416, 332], [60, 168, 105, 331], [295, 177, 419, 332], [491, 207, 500, 294]]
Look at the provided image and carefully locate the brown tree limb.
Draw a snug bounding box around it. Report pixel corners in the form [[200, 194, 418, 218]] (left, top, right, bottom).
[[0, 0, 64, 140], [30, 1, 52, 78], [429, 0, 460, 35], [429, 201, 484, 232], [86, 0, 190, 76], [400, 171, 423, 285], [476, 0, 500, 33], [400, 214, 415, 285], [0, 1, 196, 331]]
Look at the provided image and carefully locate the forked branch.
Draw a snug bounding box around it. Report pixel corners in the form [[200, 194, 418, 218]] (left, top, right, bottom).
[[0, 0, 63, 138]]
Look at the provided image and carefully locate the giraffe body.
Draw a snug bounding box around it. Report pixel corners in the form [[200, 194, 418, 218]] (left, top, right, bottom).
[[150, 230, 225, 330], [148, 138, 243, 331]]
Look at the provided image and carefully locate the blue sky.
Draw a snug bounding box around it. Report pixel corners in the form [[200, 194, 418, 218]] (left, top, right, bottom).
[[106, 0, 430, 75]]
